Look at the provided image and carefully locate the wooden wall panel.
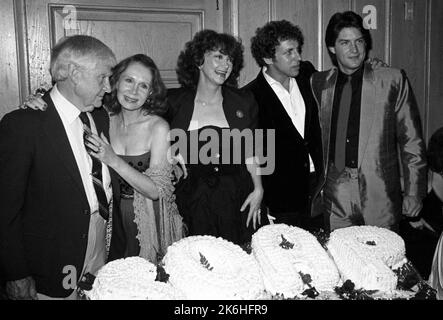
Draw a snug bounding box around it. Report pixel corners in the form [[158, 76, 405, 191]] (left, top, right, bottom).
[[237, 0, 270, 86], [237, 0, 321, 85], [390, 0, 427, 132], [427, 0, 443, 140], [26, 0, 56, 93], [321, 0, 352, 70], [0, 0, 20, 115], [353, 0, 388, 63], [49, 5, 204, 88], [274, 0, 320, 70], [25, 0, 221, 93]]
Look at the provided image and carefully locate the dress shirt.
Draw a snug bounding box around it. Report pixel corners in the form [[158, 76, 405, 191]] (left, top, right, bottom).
[[263, 67, 314, 172], [329, 66, 363, 168], [50, 85, 112, 278], [50, 85, 112, 208]]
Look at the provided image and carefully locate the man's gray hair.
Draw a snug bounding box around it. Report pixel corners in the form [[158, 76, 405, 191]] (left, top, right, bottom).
[[50, 35, 116, 81]]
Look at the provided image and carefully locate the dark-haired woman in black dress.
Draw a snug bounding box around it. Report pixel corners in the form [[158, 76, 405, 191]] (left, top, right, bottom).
[[167, 30, 268, 245]]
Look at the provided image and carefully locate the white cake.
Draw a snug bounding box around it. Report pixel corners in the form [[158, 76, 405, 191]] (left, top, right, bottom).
[[327, 225, 407, 292], [87, 256, 183, 300], [251, 224, 340, 298], [162, 235, 265, 300]]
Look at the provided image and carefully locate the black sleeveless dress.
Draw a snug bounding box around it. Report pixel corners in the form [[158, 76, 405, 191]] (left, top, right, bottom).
[[174, 125, 262, 245]]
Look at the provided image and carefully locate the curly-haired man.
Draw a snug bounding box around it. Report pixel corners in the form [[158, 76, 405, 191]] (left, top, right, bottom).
[[243, 20, 323, 231]]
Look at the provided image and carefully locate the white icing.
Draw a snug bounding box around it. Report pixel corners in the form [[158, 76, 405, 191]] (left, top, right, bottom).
[[251, 224, 340, 298], [86, 225, 409, 299], [163, 235, 265, 300], [327, 225, 406, 292], [87, 256, 183, 300]]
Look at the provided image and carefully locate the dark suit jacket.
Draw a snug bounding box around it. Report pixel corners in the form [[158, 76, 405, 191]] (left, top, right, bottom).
[[311, 62, 427, 228], [0, 92, 110, 297], [242, 61, 323, 217]]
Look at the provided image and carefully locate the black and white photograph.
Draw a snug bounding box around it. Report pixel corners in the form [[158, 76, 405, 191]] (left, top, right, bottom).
[[0, 0, 442, 310]]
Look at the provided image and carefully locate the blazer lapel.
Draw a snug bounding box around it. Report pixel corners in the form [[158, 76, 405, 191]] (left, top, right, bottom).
[[296, 76, 311, 138], [222, 87, 250, 129], [42, 93, 89, 203], [256, 72, 304, 141], [222, 88, 236, 128], [358, 63, 376, 167], [320, 69, 338, 167], [171, 89, 197, 131]]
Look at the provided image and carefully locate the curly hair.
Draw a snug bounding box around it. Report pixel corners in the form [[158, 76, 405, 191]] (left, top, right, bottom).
[[427, 127, 443, 174], [176, 29, 244, 89], [325, 11, 373, 65], [250, 20, 304, 68], [104, 54, 167, 116]]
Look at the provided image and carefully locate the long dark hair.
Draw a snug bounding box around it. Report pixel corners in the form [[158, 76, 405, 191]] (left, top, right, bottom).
[[104, 54, 167, 116]]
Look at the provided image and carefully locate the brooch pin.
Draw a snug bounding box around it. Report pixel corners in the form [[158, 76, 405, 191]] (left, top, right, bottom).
[[236, 110, 244, 118]]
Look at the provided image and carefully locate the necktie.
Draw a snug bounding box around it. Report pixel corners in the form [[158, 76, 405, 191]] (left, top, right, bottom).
[[334, 76, 352, 172], [79, 112, 109, 221]]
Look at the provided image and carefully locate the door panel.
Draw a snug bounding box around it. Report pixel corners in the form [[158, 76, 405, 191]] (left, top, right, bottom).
[[0, 0, 20, 114], [25, 0, 221, 93], [49, 4, 204, 88]]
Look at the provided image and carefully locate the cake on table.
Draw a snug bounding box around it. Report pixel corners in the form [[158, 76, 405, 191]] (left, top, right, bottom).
[[86, 225, 416, 300], [87, 256, 184, 300], [162, 235, 265, 300], [251, 224, 341, 298], [327, 225, 407, 292]]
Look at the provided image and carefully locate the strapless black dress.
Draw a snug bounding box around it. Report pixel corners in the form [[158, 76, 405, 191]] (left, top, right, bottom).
[[174, 125, 266, 245]]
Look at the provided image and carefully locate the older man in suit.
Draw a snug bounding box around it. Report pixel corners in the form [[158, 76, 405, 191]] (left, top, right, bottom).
[[243, 20, 323, 230], [0, 35, 116, 299], [310, 11, 427, 231]]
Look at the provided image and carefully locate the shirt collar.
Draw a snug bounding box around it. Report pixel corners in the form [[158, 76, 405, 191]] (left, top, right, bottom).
[[262, 66, 295, 89], [50, 84, 82, 124], [338, 65, 364, 83]]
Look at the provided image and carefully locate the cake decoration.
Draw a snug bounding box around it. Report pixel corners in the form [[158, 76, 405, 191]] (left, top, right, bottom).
[[327, 225, 407, 292], [252, 224, 340, 298], [163, 235, 265, 300], [87, 256, 184, 300]]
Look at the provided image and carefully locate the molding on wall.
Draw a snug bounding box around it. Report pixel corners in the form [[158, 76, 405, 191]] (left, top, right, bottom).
[[48, 4, 205, 46], [268, 0, 276, 22], [317, 0, 323, 71], [424, 0, 432, 139], [48, 4, 204, 88], [384, 0, 392, 65], [351, 0, 356, 11], [14, 0, 30, 100], [230, 0, 239, 37]]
